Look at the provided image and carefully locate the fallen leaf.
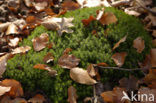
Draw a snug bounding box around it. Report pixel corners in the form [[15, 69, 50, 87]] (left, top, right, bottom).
[[6, 23, 19, 35], [58, 54, 80, 69], [0, 53, 11, 77], [0, 86, 11, 96], [32, 33, 49, 51], [62, 0, 80, 11], [0, 79, 24, 98], [70, 67, 97, 85], [41, 17, 74, 36], [96, 62, 108, 67], [0, 96, 12, 103], [133, 37, 145, 53], [87, 64, 96, 77], [144, 69, 156, 84], [124, 9, 141, 16], [99, 12, 117, 25], [119, 75, 139, 91], [43, 52, 54, 63], [28, 94, 45, 103], [112, 52, 127, 67], [152, 30, 156, 37], [68, 86, 78, 103], [8, 37, 20, 47], [63, 48, 72, 55], [32, 1, 48, 11], [113, 35, 127, 50], [11, 98, 27, 103], [7, 0, 21, 12], [152, 39, 156, 47], [150, 49, 156, 67], [82, 15, 96, 26], [24, 0, 33, 7], [11, 46, 31, 54], [0, 22, 11, 32]]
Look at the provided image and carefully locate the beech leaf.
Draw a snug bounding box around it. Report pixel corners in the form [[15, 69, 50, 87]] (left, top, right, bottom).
[[113, 35, 127, 50], [133, 37, 145, 53], [70, 67, 97, 85], [68, 86, 78, 103], [28, 94, 46, 103], [150, 49, 156, 68]]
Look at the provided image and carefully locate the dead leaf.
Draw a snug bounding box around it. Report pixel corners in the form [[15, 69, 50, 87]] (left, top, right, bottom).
[[0, 53, 11, 77], [42, 17, 74, 36], [133, 37, 145, 53], [32, 1, 48, 11], [82, 15, 96, 26], [87, 64, 96, 77], [32, 33, 49, 51], [63, 48, 72, 55], [119, 75, 139, 91], [11, 46, 31, 54], [152, 30, 156, 37], [24, 0, 33, 7], [112, 52, 127, 67], [6, 23, 19, 35], [58, 54, 80, 69], [99, 12, 117, 25], [62, 0, 80, 11], [0, 79, 24, 98], [67, 86, 78, 103], [28, 94, 45, 103], [43, 52, 54, 63], [7, 0, 21, 12], [152, 39, 156, 47], [0, 96, 12, 103], [70, 67, 97, 85], [124, 9, 141, 16], [144, 69, 156, 84], [101, 91, 115, 103], [8, 37, 20, 47], [0, 86, 11, 96], [113, 35, 127, 50], [11, 98, 27, 103], [96, 62, 108, 67], [150, 49, 156, 67]]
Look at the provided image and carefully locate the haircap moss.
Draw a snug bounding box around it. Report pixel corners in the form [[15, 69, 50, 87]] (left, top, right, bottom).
[[4, 7, 152, 102]]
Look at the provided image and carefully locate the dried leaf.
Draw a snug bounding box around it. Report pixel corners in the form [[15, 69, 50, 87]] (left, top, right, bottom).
[[43, 52, 54, 63], [0, 79, 24, 98], [150, 49, 156, 67], [24, 0, 33, 7], [133, 37, 145, 53], [11, 46, 31, 54], [6, 23, 19, 35], [63, 48, 72, 55], [0, 96, 11, 103], [113, 35, 127, 50], [124, 9, 141, 16], [32, 1, 48, 11], [0, 53, 11, 77], [70, 67, 97, 85], [68, 86, 78, 103], [62, 0, 80, 10], [82, 15, 96, 26], [0, 22, 11, 32], [112, 52, 127, 67], [99, 12, 117, 25], [96, 62, 108, 67], [119, 75, 139, 91], [28, 94, 46, 103], [152, 39, 156, 47], [144, 69, 156, 84], [58, 54, 80, 69], [0, 86, 11, 96], [11, 98, 27, 103], [32, 33, 49, 51], [8, 37, 20, 47], [87, 64, 96, 77], [152, 30, 156, 37]]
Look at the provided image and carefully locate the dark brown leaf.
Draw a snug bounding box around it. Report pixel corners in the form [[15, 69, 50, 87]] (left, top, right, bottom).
[[82, 15, 96, 26], [68, 86, 78, 103]]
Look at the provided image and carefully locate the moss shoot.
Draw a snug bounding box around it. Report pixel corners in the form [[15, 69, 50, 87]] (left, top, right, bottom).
[[4, 7, 152, 102]]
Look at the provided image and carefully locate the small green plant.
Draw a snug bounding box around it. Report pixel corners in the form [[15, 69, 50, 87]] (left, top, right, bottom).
[[4, 7, 152, 103]]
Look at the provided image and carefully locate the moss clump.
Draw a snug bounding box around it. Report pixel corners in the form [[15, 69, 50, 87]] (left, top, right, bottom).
[[4, 7, 151, 102]]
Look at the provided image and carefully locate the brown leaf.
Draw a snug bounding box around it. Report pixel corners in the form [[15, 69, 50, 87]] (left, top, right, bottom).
[[32, 1, 48, 11], [0, 86, 11, 96], [152, 39, 156, 47], [12, 46, 31, 54], [28, 94, 45, 103], [87, 64, 96, 77], [0, 79, 24, 98], [26, 16, 36, 24], [133, 37, 145, 53], [67, 86, 78, 103], [6, 23, 19, 35], [96, 62, 108, 67], [0, 53, 11, 77], [150, 49, 156, 67], [101, 91, 115, 103], [82, 15, 96, 26], [11, 98, 27, 103], [70, 67, 97, 85], [63, 48, 72, 55], [113, 35, 127, 50], [43, 52, 54, 63], [8, 37, 20, 47], [62, 0, 80, 11], [58, 54, 80, 69], [112, 52, 127, 67], [0, 96, 11, 103], [32, 33, 49, 51], [152, 30, 156, 37], [99, 12, 117, 25], [119, 75, 139, 91], [144, 69, 156, 85]]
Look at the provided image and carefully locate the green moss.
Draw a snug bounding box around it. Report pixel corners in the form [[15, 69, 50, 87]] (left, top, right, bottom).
[[4, 7, 152, 102]]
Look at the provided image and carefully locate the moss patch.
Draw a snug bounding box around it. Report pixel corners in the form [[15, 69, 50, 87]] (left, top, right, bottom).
[[4, 7, 151, 102]]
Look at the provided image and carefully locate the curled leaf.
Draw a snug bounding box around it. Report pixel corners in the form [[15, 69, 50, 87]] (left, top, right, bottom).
[[133, 37, 145, 53], [70, 67, 97, 85], [12, 46, 31, 54], [6, 23, 19, 35], [68, 86, 78, 103], [43, 52, 54, 63], [112, 52, 127, 67], [87, 64, 96, 77], [58, 54, 80, 69], [32, 33, 49, 51], [0, 86, 11, 96], [113, 35, 127, 50]]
